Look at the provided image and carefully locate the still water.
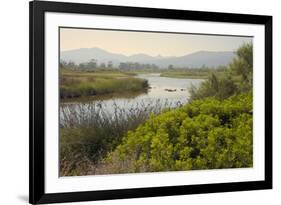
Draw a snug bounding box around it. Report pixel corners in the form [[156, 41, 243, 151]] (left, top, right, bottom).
[[135, 73, 203, 103], [60, 73, 204, 122]]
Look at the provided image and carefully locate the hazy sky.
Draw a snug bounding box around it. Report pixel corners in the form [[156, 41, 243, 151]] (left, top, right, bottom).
[[60, 28, 252, 56]]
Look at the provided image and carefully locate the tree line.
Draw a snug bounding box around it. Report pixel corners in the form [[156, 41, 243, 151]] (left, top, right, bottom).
[[60, 59, 160, 71]]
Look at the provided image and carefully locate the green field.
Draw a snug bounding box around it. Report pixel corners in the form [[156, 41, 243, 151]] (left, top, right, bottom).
[[60, 69, 148, 99]]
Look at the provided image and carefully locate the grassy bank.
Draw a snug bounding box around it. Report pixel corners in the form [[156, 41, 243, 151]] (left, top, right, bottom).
[[160, 69, 227, 79], [60, 69, 148, 99], [160, 71, 209, 79]]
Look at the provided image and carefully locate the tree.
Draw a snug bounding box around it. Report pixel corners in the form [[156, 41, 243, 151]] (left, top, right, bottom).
[[87, 59, 97, 71], [168, 64, 174, 70], [190, 43, 252, 100], [60, 61, 77, 70], [229, 43, 253, 91], [78, 63, 86, 70], [107, 61, 113, 69], [100, 63, 106, 69], [59, 60, 67, 69]]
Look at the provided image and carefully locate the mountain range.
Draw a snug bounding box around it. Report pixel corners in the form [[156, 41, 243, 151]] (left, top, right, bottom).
[[60, 47, 235, 68]]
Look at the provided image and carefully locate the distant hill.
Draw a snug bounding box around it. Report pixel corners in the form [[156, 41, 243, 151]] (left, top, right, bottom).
[[61, 47, 235, 68], [152, 51, 235, 68]]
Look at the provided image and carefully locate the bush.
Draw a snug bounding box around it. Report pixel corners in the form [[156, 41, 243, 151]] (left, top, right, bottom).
[[190, 73, 238, 100], [99, 93, 253, 174]]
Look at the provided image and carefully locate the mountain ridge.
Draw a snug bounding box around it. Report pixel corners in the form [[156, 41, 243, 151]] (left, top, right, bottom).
[[60, 47, 235, 68]]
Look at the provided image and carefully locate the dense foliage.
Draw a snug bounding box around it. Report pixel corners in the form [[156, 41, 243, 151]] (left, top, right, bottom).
[[95, 93, 252, 174], [190, 43, 253, 100]]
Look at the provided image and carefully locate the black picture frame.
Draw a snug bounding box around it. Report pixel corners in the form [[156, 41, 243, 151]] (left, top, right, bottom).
[[29, 0, 272, 204]]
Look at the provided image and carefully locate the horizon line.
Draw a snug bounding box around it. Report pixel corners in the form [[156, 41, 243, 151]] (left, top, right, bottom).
[[60, 47, 236, 58]]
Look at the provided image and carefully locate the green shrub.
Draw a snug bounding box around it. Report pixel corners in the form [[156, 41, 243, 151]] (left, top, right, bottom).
[[190, 73, 238, 100], [100, 93, 253, 174]]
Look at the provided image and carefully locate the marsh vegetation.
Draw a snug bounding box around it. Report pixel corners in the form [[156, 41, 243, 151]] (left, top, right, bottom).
[[60, 70, 149, 99], [59, 43, 253, 176]]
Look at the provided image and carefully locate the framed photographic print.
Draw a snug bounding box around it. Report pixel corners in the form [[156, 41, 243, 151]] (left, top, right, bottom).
[[29, 0, 272, 204]]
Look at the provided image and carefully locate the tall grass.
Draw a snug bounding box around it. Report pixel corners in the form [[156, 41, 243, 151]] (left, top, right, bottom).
[[60, 70, 148, 99], [60, 99, 182, 176]]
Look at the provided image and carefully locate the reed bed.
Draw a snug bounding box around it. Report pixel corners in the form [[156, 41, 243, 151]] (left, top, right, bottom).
[[59, 99, 182, 176]]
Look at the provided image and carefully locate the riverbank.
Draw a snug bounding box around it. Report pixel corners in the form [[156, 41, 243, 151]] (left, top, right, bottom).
[[59, 99, 168, 176], [59, 73, 204, 176], [160, 71, 208, 79], [60, 69, 148, 99], [159, 69, 230, 79]]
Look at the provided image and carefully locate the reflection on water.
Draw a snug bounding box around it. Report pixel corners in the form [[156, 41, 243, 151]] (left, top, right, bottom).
[[60, 73, 204, 119], [136, 73, 203, 102]]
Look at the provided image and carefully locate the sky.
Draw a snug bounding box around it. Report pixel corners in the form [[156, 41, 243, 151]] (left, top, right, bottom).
[[60, 28, 252, 57]]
